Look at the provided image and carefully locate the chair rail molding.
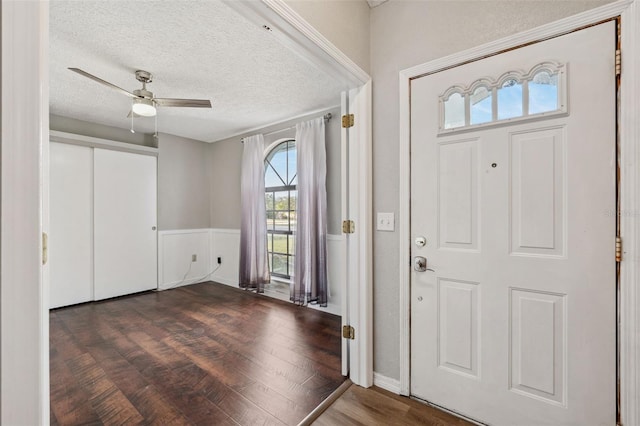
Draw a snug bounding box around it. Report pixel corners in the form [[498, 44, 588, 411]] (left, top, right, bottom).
[[398, 2, 639, 425]]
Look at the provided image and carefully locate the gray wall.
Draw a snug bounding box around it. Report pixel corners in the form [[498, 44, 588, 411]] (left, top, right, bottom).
[[207, 136, 242, 229], [208, 106, 342, 234], [50, 114, 156, 147], [369, 0, 614, 380], [285, 0, 370, 73], [157, 133, 210, 230]]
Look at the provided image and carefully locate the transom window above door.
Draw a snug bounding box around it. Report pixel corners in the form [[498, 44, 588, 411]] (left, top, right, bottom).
[[440, 61, 566, 133], [264, 139, 296, 280]]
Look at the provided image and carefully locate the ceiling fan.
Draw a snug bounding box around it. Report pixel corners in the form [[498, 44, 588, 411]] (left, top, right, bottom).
[[68, 68, 212, 118]]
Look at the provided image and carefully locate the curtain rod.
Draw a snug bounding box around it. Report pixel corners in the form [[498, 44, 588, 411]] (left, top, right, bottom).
[[241, 113, 332, 143]]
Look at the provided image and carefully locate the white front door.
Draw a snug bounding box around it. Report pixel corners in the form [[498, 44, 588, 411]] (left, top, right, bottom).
[[410, 22, 616, 425]]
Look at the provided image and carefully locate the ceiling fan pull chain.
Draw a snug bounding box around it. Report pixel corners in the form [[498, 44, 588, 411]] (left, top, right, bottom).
[[154, 108, 158, 139], [130, 98, 135, 134]]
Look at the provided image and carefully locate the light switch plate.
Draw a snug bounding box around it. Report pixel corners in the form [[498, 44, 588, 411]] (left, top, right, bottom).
[[377, 212, 395, 231]]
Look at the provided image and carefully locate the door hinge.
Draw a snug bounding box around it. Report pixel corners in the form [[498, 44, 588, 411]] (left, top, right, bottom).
[[342, 220, 355, 234], [615, 49, 621, 76], [42, 232, 48, 265], [342, 325, 355, 340], [616, 236, 622, 262], [342, 114, 354, 128]]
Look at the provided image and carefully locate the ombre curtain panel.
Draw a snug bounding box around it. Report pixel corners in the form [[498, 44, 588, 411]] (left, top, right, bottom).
[[239, 134, 270, 291], [292, 118, 328, 306]]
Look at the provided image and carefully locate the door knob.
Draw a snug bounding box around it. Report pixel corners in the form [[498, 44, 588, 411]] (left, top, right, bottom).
[[414, 256, 435, 272], [414, 256, 427, 272]]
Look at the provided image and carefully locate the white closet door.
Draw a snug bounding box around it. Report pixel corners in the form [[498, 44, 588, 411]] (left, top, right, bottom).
[[94, 148, 157, 300], [49, 142, 93, 308]]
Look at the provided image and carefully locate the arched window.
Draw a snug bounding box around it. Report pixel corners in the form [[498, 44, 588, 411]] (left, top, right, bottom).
[[264, 139, 296, 279]]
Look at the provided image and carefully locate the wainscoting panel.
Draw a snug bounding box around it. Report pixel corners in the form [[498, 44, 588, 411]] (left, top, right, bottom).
[[324, 234, 345, 315], [158, 229, 212, 290], [158, 228, 343, 316], [209, 228, 241, 287]]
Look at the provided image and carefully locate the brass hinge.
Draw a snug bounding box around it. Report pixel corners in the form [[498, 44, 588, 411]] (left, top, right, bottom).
[[616, 236, 622, 262], [342, 220, 355, 234], [615, 49, 621, 76], [42, 232, 48, 265], [342, 114, 354, 128], [342, 325, 355, 340]]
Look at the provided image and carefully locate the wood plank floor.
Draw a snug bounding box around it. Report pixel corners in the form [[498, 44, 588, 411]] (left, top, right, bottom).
[[312, 385, 473, 426], [50, 281, 344, 425]]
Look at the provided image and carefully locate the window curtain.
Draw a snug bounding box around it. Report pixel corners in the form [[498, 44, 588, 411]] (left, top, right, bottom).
[[239, 134, 270, 292], [292, 118, 328, 306]]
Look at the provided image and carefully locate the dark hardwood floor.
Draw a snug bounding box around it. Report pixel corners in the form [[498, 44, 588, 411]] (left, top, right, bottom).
[[312, 385, 472, 426], [50, 281, 344, 425]]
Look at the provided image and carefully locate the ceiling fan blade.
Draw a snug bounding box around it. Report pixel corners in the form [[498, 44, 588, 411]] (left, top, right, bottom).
[[68, 68, 138, 99], [154, 98, 212, 108]]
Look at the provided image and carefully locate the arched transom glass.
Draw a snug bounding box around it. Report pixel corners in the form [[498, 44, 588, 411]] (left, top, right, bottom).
[[440, 62, 566, 133]]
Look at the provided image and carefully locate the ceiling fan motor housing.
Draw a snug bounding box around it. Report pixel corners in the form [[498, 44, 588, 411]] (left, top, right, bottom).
[[133, 88, 154, 100]]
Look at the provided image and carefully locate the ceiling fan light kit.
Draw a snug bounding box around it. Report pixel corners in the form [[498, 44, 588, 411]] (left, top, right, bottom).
[[132, 97, 156, 117]]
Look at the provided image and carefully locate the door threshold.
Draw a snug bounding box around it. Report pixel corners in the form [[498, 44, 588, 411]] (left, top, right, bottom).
[[410, 395, 487, 426], [298, 379, 351, 426]]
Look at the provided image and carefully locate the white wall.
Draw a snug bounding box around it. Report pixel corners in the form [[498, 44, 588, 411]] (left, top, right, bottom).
[[158, 228, 344, 315], [285, 0, 371, 73], [369, 0, 615, 381]]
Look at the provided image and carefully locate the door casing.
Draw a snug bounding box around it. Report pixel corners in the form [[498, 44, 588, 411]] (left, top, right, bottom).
[[398, 2, 640, 425], [0, 0, 373, 423]]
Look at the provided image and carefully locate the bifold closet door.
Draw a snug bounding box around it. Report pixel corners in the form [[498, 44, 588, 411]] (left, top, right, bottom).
[[94, 148, 158, 300], [49, 142, 94, 308]]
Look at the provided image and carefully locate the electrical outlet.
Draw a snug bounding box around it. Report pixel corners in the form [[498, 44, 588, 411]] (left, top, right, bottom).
[[217, 256, 222, 264], [192, 254, 197, 262]]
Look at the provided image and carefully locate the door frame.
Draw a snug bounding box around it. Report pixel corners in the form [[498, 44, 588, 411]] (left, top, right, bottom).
[[0, 0, 373, 423], [227, 0, 373, 387], [1, 1, 50, 424], [398, 1, 640, 424]]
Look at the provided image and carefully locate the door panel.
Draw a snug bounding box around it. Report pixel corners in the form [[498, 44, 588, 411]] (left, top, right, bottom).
[[410, 22, 616, 425], [49, 142, 93, 308], [94, 148, 158, 300]]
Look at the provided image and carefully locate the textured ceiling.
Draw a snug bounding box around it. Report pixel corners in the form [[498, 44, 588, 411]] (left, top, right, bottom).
[[366, 0, 389, 8], [50, 1, 344, 142]]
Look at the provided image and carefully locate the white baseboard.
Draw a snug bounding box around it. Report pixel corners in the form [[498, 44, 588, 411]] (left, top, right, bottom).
[[210, 275, 239, 288], [373, 372, 401, 394]]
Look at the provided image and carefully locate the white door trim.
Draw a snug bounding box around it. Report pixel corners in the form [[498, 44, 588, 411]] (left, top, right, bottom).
[[1, 1, 49, 424], [241, 0, 373, 388], [398, 2, 639, 425], [345, 82, 374, 387]]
